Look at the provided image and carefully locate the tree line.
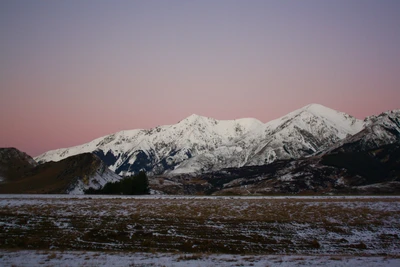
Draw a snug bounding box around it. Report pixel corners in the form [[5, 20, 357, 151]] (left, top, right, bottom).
[[85, 171, 150, 195]]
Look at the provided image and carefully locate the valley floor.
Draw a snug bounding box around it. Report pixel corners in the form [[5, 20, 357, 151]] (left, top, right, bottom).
[[1, 195, 400, 266], [1, 250, 400, 267]]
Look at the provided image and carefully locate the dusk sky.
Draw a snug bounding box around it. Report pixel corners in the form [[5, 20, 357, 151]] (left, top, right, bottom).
[[1, 0, 400, 156]]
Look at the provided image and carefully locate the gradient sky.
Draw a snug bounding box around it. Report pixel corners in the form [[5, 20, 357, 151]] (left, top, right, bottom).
[[1, 0, 400, 156]]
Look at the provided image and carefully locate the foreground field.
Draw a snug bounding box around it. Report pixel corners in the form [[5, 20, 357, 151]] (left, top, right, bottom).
[[1, 195, 400, 266], [1, 250, 400, 267]]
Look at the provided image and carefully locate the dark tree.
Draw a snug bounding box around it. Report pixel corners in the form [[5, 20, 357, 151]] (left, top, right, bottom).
[[131, 171, 150, 194], [84, 171, 150, 195]]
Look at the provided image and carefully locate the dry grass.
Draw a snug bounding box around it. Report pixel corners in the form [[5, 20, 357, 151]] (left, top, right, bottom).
[[1, 197, 399, 255], [176, 253, 204, 261], [47, 253, 57, 260]]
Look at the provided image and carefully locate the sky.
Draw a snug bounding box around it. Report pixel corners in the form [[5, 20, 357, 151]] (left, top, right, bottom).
[[1, 0, 400, 157]]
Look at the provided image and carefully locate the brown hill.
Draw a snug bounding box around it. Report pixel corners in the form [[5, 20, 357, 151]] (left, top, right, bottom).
[[0, 150, 121, 194], [0, 147, 37, 182]]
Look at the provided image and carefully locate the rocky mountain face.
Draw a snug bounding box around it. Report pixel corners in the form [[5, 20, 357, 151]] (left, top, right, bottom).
[[0, 150, 121, 194], [151, 143, 400, 195], [35, 104, 365, 176], [151, 109, 400, 195], [325, 110, 400, 154]]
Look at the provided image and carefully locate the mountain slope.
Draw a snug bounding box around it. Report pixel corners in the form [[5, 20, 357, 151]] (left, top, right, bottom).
[[322, 109, 400, 155], [35, 104, 364, 176], [0, 153, 121, 194], [244, 104, 364, 166], [152, 143, 400, 196], [152, 110, 400, 195], [0, 147, 38, 182]]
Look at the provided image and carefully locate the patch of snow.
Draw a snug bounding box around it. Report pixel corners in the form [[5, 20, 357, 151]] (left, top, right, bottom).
[[68, 168, 121, 195], [0, 251, 399, 267], [279, 173, 294, 182], [335, 177, 345, 186], [149, 189, 165, 195]]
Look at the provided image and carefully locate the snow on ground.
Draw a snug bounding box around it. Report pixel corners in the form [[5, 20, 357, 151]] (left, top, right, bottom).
[[1, 195, 399, 266], [1, 194, 399, 200], [1, 250, 399, 267]]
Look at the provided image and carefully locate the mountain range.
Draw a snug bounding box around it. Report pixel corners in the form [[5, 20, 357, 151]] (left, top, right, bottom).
[[1, 104, 399, 194], [35, 104, 366, 176]]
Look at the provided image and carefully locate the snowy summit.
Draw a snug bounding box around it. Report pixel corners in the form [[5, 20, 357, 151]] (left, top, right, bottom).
[[35, 104, 369, 176]]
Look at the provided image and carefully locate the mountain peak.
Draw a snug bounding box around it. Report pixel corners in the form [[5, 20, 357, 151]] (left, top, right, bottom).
[[304, 103, 325, 109], [187, 113, 204, 119], [300, 103, 338, 115], [296, 104, 360, 123], [180, 114, 210, 124]]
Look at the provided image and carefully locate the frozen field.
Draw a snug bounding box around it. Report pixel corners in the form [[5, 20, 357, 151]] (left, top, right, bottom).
[[1, 195, 400, 266], [1, 250, 400, 267]]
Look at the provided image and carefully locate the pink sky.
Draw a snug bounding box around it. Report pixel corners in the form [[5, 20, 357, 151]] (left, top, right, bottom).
[[1, 1, 399, 156]]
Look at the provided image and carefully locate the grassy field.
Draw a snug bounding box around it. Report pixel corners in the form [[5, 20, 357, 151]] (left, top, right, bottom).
[[1, 195, 400, 256]]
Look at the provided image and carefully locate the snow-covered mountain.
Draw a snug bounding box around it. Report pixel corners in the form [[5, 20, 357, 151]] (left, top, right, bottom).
[[242, 103, 363, 166], [323, 109, 400, 154], [35, 104, 367, 176]]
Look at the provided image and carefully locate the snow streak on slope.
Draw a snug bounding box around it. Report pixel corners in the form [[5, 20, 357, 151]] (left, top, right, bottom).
[[35, 104, 365, 176], [67, 167, 121, 195]]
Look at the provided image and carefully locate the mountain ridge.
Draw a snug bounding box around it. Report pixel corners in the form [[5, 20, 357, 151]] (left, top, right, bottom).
[[35, 104, 395, 176], [36, 104, 348, 157], [2, 104, 400, 195]]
